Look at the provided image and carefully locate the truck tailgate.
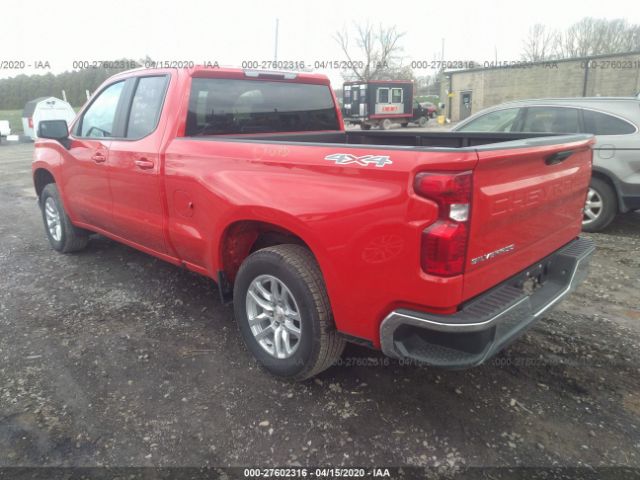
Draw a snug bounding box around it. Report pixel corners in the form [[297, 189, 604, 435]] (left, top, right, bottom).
[[463, 135, 594, 300]]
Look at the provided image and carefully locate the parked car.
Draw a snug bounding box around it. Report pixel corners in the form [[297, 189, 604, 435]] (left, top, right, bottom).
[[453, 97, 640, 232], [0, 120, 10, 144], [33, 67, 594, 380], [400, 101, 436, 128], [420, 101, 438, 118]]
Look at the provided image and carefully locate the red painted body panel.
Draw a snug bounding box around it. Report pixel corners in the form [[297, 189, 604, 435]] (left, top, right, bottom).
[[32, 67, 594, 349], [463, 139, 593, 300]]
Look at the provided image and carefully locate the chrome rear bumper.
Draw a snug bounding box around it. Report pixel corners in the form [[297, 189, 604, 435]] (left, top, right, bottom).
[[379, 237, 595, 368]]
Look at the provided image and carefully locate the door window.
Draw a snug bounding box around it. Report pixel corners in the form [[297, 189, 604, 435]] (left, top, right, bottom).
[[457, 108, 520, 132], [126, 76, 169, 139], [521, 107, 580, 133], [78, 81, 125, 138]]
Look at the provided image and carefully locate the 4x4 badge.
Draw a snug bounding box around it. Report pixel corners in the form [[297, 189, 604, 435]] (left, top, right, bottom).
[[324, 153, 392, 168]]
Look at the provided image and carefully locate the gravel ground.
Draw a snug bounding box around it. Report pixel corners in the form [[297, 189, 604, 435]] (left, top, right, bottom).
[[0, 143, 639, 472]]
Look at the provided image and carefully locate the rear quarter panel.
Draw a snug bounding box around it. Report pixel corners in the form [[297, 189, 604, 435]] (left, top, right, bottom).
[[163, 138, 478, 344]]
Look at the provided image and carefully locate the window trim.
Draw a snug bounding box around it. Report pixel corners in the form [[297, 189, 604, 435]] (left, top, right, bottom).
[[376, 88, 390, 104]]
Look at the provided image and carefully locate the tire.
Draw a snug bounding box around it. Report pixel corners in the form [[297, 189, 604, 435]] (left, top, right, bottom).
[[361, 124, 371, 130], [40, 183, 89, 253], [381, 119, 392, 130], [582, 177, 617, 232], [400, 122, 409, 128], [418, 116, 428, 127], [233, 244, 345, 381]]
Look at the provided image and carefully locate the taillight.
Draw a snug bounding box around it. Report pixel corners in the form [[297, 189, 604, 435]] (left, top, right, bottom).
[[28, 117, 33, 128], [414, 171, 472, 276]]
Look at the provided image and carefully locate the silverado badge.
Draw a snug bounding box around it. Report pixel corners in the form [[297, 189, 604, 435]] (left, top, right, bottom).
[[324, 153, 392, 168]]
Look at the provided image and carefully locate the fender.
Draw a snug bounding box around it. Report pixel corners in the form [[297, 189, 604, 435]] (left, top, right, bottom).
[[591, 165, 625, 212]]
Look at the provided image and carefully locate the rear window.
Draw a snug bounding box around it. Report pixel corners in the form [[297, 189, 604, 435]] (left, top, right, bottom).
[[583, 109, 636, 135], [185, 78, 340, 136]]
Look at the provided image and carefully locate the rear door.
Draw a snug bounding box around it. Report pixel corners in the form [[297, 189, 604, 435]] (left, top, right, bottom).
[[107, 74, 170, 253], [63, 80, 127, 230], [462, 136, 594, 300]]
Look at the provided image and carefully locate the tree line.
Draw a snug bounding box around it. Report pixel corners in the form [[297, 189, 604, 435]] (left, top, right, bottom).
[[522, 18, 640, 62], [0, 59, 139, 110]]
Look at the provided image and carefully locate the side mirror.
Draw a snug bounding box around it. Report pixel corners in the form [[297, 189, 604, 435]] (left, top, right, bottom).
[[38, 120, 70, 149]]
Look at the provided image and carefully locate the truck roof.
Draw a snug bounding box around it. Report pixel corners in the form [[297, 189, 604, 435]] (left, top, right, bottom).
[[109, 66, 331, 85]]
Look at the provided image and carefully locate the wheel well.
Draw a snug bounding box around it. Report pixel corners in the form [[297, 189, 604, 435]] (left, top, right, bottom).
[[591, 171, 620, 211], [33, 168, 55, 199], [220, 221, 309, 284]]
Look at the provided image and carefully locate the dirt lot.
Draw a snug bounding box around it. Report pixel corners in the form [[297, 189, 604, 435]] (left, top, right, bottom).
[[0, 143, 639, 471]]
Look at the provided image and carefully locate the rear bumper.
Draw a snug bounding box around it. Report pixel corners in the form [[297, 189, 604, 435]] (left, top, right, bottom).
[[379, 237, 595, 368]]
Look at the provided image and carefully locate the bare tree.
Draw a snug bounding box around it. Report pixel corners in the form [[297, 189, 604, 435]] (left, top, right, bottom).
[[334, 23, 406, 81], [521, 24, 558, 61], [522, 18, 640, 61], [556, 18, 640, 58]]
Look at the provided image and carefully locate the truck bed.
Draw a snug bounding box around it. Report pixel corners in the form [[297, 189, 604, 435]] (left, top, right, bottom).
[[214, 130, 569, 149]]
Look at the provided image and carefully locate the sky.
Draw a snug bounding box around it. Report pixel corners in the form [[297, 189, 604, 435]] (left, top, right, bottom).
[[3, 0, 640, 85]]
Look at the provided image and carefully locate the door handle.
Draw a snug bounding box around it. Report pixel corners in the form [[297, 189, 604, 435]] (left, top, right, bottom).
[[135, 158, 155, 170], [545, 150, 574, 165], [91, 152, 107, 163]]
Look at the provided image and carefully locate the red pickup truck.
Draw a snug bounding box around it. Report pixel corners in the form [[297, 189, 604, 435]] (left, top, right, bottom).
[[33, 67, 595, 380]]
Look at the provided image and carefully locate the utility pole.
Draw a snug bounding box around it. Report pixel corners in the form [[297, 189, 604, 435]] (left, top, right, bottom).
[[274, 18, 279, 62]]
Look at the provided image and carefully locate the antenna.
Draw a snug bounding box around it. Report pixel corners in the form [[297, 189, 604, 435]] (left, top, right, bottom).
[[274, 18, 279, 62]]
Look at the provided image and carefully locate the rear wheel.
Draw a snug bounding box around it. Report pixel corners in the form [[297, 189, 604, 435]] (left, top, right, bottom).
[[233, 245, 345, 381], [40, 183, 89, 253], [582, 177, 616, 232], [401, 122, 409, 128], [381, 119, 392, 130], [361, 124, 371, 130]]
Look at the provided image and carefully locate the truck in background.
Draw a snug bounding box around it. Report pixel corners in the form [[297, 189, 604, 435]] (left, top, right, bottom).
[[342, 80, 414, 130]]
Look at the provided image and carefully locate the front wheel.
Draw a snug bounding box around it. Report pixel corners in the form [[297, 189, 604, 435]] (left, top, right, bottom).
[[233, 245, 345, 381], [40, 183, 89, 253], [582, 178, 617, 232], [418, 116, 428, 127]]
